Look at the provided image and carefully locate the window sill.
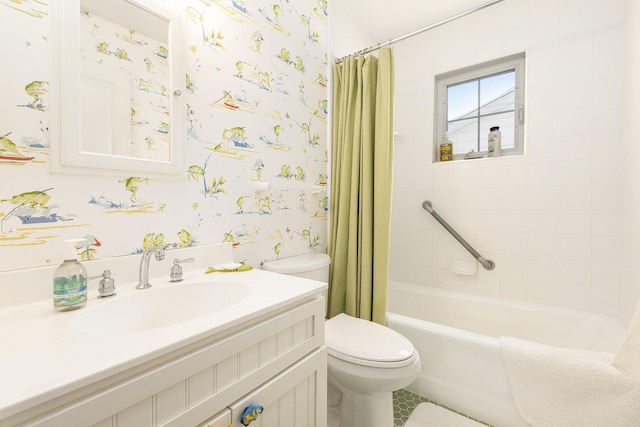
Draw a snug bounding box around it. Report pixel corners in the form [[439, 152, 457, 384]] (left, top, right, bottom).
[[434, 152, 523, 164]]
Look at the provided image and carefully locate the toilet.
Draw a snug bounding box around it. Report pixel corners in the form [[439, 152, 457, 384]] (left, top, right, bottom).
[[262, 253, 421, 427]]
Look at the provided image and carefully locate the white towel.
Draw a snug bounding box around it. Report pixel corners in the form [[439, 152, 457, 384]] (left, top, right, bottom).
[[500, 337, 640, 427], [614, 299, 640, 380]]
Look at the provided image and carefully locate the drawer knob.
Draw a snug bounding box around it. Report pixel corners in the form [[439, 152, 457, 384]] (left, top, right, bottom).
[[241, 403, 264, 426]]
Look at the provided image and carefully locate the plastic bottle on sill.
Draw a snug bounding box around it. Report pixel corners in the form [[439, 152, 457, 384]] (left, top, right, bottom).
[[439, 134, 454, 161], [53, 239, 88, 311], [488, 126, 501, 157]]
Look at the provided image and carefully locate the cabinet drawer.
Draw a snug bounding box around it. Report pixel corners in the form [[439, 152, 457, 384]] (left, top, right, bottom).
[[20, 298, 325, 427], [197, 408, 231, 427], [230, 348, 327, 427]]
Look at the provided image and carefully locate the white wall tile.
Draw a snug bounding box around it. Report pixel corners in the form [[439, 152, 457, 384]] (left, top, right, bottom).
[[528, 232, 559, 258], [500, 188, 531, 211], [500, 209, 529, 233], [557, 132, 593, 161], [452, 167, 477, 190], [528, 186, 559, 211], [558, 233, 592, 260], [453, 189, 478, 211], [557, 259, 591, 287], [500, 164, 530, 188], [591, 233, 621, 262], [474, 187, 502, 211], [526, 279, 559, 306], [476, 271, 501, 297], [558, 210, 592, 235], [592, 184, 621, 210], [501, 232, 528, 257], [593, 0, 625, 26], [475, 230, 502, 255], [529, 162, 560, 187], [591, 157, 622, 185], [453, 274, 478, 293], [592, 258, 621, 314], [591, 210, 620, 235], [528, 210, 561, 235], [559, 185, 592, 211], [499, 255, 529, 300], [475, 166, 502, 189], [591, 283, 620, 315], [475, 210, 503, 233], [388, 0, 625, 316], [557, 282, 592, 311], [432, 168, 454, 191]]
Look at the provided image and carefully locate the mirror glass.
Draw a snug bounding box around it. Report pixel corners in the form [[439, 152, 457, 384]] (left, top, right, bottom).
[[50, 0, 185, 178]]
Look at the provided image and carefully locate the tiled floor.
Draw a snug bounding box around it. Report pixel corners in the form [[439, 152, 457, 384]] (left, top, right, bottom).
[[393, 389, 494, 427], [393, 389, 429, 426]]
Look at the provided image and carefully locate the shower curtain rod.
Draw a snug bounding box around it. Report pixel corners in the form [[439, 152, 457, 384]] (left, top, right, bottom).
[[334, 0, 508, 64]]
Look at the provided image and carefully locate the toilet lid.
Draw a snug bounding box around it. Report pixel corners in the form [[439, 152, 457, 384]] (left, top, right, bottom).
[[325, 313, 416, 367]]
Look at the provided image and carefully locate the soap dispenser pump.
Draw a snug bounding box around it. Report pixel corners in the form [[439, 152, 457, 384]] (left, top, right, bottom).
[[53, 239, 88, 311]]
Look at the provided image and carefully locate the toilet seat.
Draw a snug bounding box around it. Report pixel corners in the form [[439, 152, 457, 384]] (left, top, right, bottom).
[[325, 313, 417, 368]]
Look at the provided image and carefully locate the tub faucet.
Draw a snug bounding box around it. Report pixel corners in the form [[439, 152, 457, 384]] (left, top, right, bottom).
[[136, 246, 165, 289]]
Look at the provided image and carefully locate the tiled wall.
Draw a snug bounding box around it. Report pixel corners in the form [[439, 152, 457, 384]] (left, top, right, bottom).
[[389, 0, 625, 315], [620, 0, 640, 326], [0, 0, 328, 272]]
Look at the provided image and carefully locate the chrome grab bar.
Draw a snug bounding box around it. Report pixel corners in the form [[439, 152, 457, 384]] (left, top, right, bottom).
[[422, 200, 495, 271]]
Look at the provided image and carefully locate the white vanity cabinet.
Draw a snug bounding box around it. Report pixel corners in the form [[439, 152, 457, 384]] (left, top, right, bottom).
[[9, 298, 326, 427]]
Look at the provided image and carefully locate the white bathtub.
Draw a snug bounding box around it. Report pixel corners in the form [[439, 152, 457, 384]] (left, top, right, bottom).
[[386, 281, 627, 427]]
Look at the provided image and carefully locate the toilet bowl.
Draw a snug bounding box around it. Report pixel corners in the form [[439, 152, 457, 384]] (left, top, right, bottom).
[[262, 254, 421, 427], [325, 313, 421, 427]]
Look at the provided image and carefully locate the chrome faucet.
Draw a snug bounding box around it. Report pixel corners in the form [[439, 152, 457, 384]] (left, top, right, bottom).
[[136, 246, 165, 289]]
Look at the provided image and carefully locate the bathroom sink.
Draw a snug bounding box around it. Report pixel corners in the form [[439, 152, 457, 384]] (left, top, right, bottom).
[[71, 281, 251, 334]]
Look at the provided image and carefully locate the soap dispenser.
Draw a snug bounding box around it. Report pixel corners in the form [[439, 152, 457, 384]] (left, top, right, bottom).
[[53, 239, 88, 312]]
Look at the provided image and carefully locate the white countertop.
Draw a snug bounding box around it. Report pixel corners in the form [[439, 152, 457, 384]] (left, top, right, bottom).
[[0, 267, 326, 422]]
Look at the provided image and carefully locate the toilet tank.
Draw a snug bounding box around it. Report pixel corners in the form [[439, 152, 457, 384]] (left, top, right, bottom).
[[262, 253, 330, 283]]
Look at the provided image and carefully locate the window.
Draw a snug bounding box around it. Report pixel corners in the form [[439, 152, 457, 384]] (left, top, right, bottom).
[[434, 53, 525, 161]]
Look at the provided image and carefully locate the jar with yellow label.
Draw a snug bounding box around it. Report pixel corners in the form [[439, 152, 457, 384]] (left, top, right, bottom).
[[440, 139, 453, 161]]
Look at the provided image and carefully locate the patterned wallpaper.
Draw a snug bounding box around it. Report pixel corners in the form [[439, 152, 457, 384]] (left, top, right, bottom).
[[0, 0, 328, 272]]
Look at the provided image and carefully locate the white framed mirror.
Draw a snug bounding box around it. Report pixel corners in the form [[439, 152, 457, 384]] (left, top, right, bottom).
[[50, 0, 185, 178]]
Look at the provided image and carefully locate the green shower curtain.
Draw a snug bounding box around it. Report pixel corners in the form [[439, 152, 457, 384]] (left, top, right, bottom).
[[328, 48, 394, 325]]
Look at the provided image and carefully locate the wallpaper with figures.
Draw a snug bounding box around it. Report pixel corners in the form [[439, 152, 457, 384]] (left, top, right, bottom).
[[0, 0, 328, 272]]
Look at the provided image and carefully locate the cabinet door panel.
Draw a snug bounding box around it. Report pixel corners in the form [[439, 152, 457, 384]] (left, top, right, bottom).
[[116, 398, 153, 427], [157, 381, 187, 424]]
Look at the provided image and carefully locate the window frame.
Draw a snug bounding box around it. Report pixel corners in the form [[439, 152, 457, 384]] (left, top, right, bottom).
[[434, 53, 526, 162]]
